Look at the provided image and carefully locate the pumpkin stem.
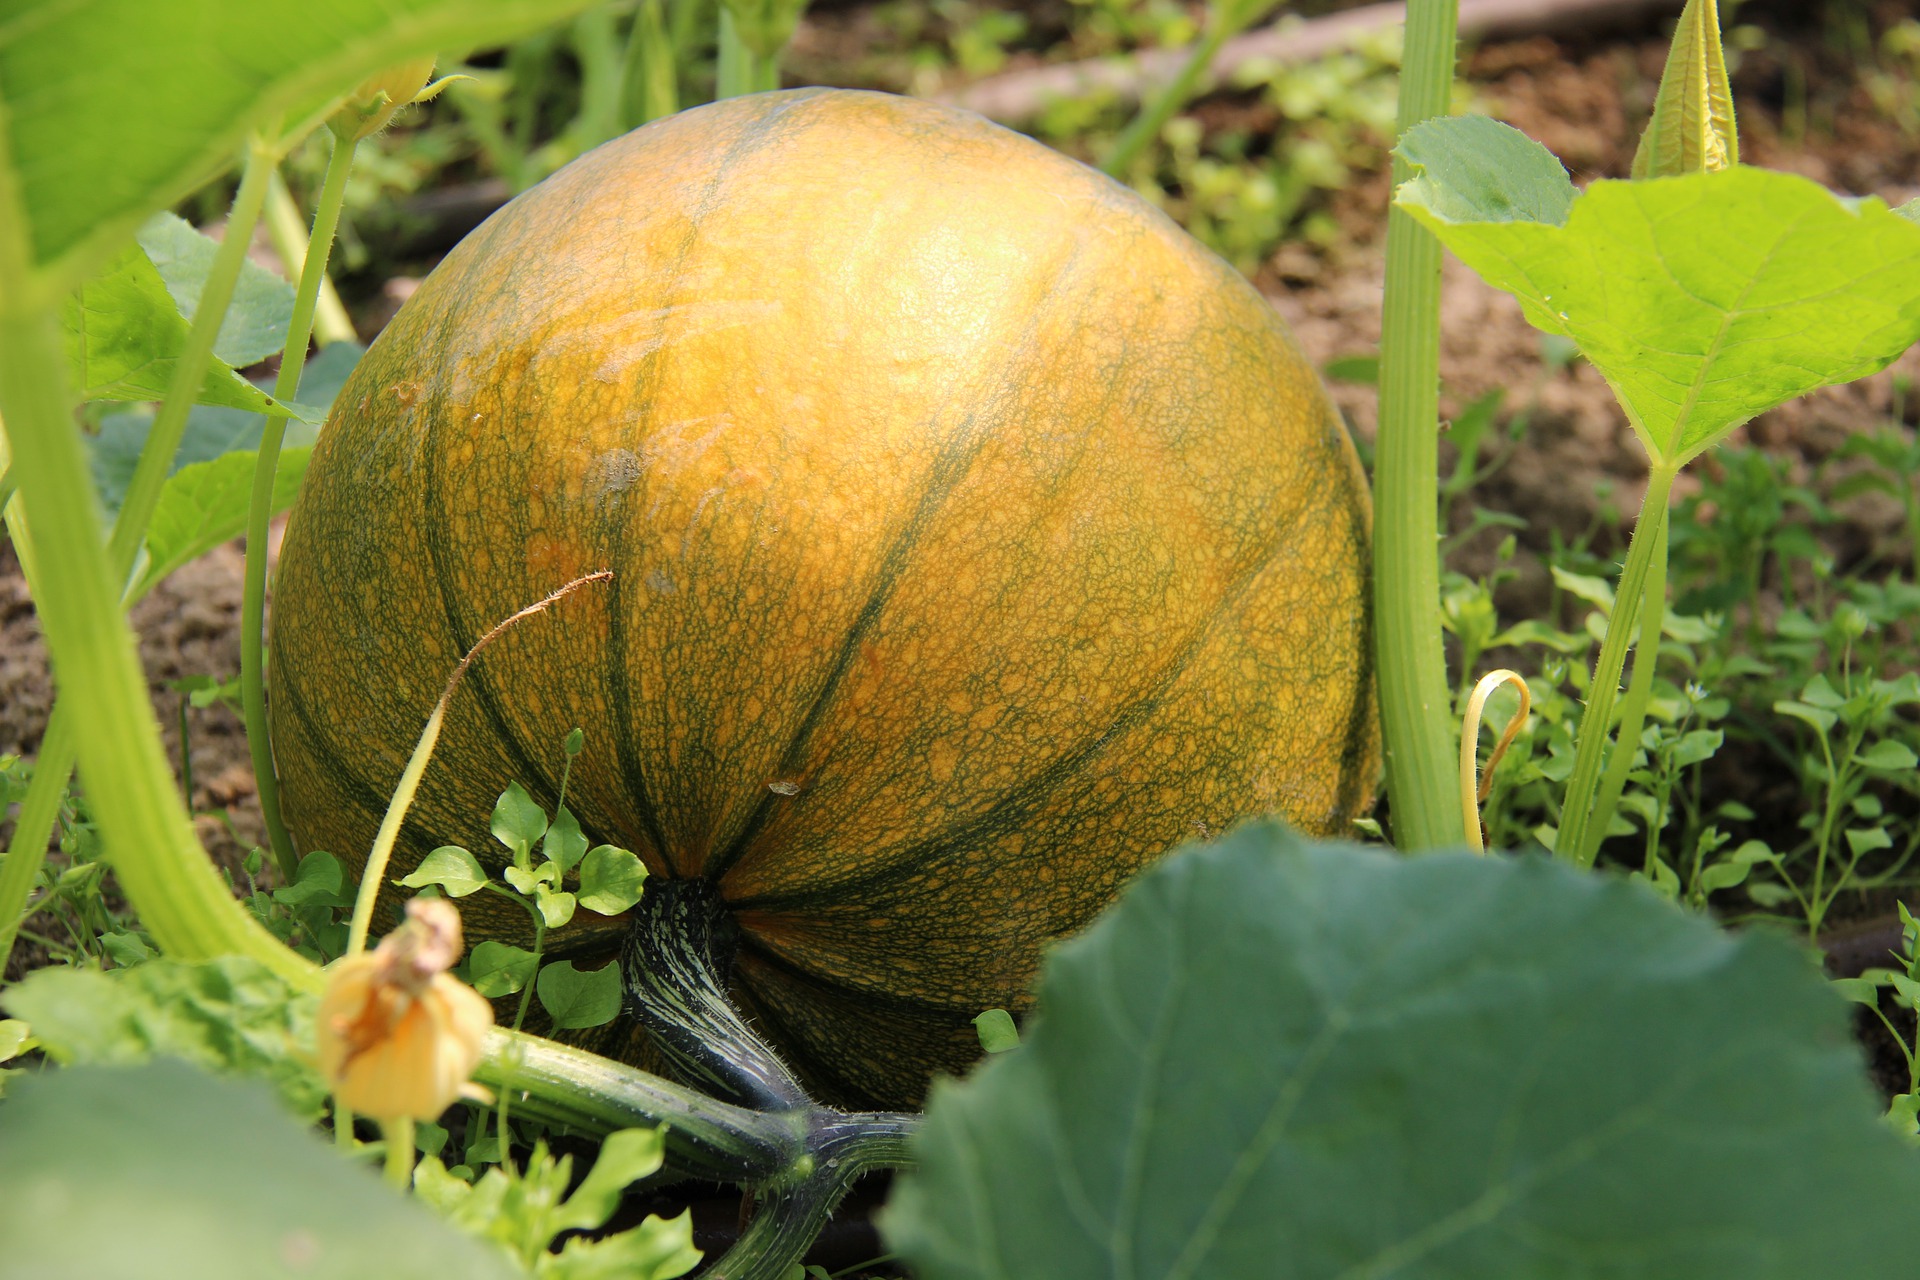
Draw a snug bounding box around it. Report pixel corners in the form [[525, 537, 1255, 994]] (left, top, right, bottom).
[[621, 878, 810, 1111], [620, 880, 923, 1278]]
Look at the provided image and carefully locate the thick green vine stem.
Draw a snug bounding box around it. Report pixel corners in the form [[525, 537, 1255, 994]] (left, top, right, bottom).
[[1372, 0, 1463, 850], [1, 127, 275, 965], [483, 1030, 804, 1182], [241, 131, 360, 884], [703, 1111, 919, 1280], [1556, 463, 1678, 867], [0, 305, 300, 980]]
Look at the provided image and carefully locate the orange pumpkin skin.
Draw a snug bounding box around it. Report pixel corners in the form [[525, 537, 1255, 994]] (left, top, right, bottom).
[[269, 88, 1377, 1109]]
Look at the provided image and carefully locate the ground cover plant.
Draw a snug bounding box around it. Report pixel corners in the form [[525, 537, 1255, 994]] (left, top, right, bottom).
[[6, 0, 1920, 1277]]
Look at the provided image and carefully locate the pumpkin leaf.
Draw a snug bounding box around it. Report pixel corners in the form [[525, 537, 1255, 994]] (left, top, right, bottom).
[[0, 0, 605, 297], [1396, 120, 1920, 468], [468, 941, 539, 998], [135, 211, 298, 368], [883, 822, 1920, 1278], [129, 445, 311, 602], [88, 339, 358, 517], [576, 845, 647, 916], [397, 845, 491, 898], [537, 961, 623, 1031], [0, 1060, 520, 1280], [1631, 0, 1738, 179], [62, 238, 306, 417]]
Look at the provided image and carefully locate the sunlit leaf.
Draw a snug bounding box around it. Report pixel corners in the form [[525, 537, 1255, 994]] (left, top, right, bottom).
[[1, 0, 602, 296], [130, 445, 310, 601], [1631, 0, 1737, 179], [1398, 121, 1920, 468], [62, 240, 295, 415]]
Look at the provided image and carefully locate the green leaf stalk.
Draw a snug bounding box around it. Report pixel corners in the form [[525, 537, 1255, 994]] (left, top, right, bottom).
[[242, 129, 360, 884], [1371, 0, 1465, 850]]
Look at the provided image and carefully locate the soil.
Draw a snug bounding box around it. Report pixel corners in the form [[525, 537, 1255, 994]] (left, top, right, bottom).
[[5, 0, 1920, 1226]]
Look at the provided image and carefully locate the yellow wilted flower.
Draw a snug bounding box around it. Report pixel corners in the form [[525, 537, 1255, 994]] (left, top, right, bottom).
[[317, 897, 492, 1120]]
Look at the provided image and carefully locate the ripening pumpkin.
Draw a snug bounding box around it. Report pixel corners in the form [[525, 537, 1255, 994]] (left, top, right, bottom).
[[268, 88, 1377, 1110]]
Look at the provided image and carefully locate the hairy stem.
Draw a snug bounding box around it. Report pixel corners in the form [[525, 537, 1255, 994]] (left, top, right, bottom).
[[1372, 0, 1463, 850], [703, 1112, 919, 1280], [1577, 504, 1669, 868], [479, 1029, 805, 1182], [1558, 463, 1678, 867], [264, 170, 356, 347], [618, 889, 919, 1275], [242, 132, 359, 884], [0, 125, 302, 979]]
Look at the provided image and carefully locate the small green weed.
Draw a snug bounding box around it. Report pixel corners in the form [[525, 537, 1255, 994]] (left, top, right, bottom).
[[399, 730, 646, 1036]]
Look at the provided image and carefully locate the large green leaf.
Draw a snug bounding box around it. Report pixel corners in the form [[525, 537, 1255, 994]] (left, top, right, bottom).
[[131, 445, 312, 600], [136, 211, 298, 368], [89, 337, 359, 514], [1396, 118, 1920, 467], [0, 0, 600, 296], [884, 823, 1920, 1279], [0, 1059, 522, 1280], [62, 238, 296, 414]]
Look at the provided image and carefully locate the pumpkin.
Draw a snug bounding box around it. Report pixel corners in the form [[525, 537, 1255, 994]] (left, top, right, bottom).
[[268, 87, 1377, 1110]]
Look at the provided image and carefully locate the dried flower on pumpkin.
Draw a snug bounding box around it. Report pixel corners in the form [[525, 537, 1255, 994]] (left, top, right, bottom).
[[317, 897, 492, 1120]]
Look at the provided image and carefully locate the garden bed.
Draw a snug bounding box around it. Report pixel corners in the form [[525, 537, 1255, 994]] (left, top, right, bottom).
[[7, 1, 1920, 1274]]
